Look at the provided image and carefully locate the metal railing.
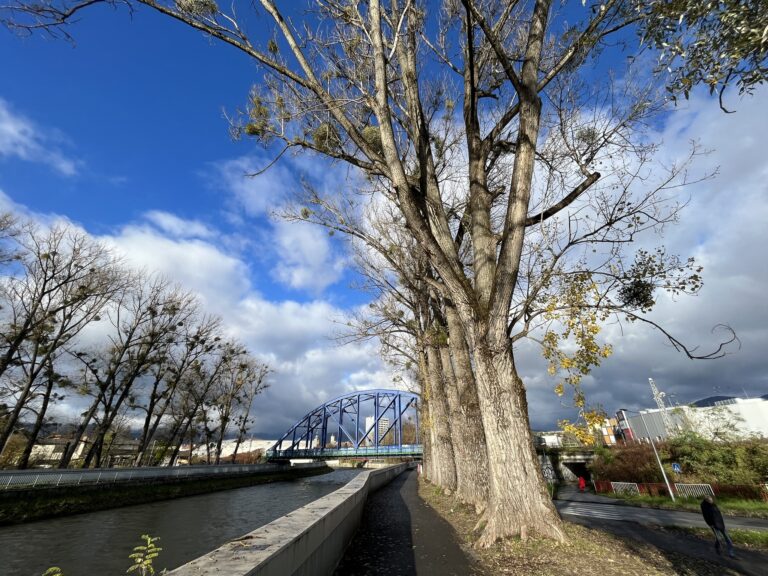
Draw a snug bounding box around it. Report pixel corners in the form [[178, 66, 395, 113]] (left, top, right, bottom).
[[675, 483, 715, 498], [267, 444, 423, 460], [0, 461, 324, 491], [610, 481, 640, 496]]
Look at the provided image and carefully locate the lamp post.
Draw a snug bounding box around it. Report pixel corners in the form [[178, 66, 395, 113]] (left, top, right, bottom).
[[620, 408, 676, 502]]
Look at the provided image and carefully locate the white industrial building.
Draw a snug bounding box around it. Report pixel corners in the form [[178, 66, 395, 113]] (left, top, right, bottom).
[[616, 395, 768, 442]]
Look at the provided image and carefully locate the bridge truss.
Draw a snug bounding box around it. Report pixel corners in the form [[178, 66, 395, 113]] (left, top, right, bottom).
[[267, 389, 422, 459]]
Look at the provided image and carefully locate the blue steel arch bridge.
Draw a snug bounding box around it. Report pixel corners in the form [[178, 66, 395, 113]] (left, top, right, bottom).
[[267, 389, 422, 460]]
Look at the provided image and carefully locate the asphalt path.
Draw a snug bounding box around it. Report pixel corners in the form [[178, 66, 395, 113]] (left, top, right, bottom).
[[555, 500, 768, 531], [334, 469, 479, 576], [557, 487, 768, 576], [565, 511, 768, 576]]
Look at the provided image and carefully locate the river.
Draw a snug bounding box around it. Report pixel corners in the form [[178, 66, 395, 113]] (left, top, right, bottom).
[[0, 468, 361, 576]]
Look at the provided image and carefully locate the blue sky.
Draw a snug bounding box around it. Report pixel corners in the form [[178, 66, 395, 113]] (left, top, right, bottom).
[[1, 4, 767, 437]]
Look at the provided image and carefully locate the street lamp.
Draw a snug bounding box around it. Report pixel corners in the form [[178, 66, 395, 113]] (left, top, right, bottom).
[[620, 408, 676, 502]]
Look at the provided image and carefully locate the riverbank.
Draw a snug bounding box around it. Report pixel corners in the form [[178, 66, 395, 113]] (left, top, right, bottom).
[[0, 462, 330, 526]]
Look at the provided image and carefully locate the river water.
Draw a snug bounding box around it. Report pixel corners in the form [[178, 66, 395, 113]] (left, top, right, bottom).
[[0, 468, 361, 576]]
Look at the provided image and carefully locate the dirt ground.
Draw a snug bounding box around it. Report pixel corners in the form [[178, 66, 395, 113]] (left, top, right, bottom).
[[418, 480, 743, 576]]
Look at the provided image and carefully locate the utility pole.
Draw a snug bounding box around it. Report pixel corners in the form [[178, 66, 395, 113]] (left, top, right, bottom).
[[649, 378, 673, 435], [638, 411, 676, 502]]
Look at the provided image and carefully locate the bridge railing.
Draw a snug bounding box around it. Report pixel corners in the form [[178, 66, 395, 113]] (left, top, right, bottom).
[[0, 462, 311, 491], [267, 444, 423, 459]]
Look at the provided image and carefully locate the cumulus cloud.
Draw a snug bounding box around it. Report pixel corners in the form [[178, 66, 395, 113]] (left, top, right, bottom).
[[271, 221, 348, 293], [0, 98, 80, 176], [143, 210, 216, 240], [213, 153, 351, 295], [213, 155, 294, 218]]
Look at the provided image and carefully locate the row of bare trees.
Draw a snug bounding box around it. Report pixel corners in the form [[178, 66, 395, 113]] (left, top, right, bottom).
[[1, 0, 758, 545], [0, 217, 270, 469]]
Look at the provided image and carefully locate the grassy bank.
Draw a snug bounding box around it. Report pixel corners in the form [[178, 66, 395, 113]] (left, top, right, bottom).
[[0, 464, 330, 526], [601, 493, 768, 519], [420, 480, 741, 576], [670, 527, 768, 551]]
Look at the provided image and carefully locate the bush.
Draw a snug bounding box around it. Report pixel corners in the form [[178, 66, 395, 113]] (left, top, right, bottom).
[[591, 435, 768, 487], [665, 433, 768, 485], [590, 443, 665, 483]]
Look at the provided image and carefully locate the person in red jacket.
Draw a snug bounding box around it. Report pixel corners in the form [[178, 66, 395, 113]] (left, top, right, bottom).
[[701, 495, 735, 557], [578, 476, 586, 493]]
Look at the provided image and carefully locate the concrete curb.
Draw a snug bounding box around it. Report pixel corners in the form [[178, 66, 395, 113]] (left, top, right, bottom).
[[166, 463, 410, 576]]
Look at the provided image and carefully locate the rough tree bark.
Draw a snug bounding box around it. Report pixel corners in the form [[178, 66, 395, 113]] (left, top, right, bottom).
[[425, 344, 457, 492]]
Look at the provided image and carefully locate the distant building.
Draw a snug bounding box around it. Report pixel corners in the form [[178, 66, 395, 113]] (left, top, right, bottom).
[[615, 396, 768, 442], [598, 417, 618, 446], [364, 416, 391, 444], [185, 438, 276, 463], [28, 436, 89, 467], [534, 431, 566, 448]]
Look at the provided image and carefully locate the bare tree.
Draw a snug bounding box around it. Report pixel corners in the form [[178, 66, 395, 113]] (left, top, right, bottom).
[[62, 275, 197, 468], [132, 313, 222, 466], [163, 339, 244, 466], [229, 360, 270, 463], [211, 355, 270, 464], [0, 222, 124, 458]]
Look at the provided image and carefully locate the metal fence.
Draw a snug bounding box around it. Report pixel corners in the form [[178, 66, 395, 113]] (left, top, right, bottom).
[[675, 483, 715, 498], [610, 481, 640, 496], [0, 461, 324, 491]]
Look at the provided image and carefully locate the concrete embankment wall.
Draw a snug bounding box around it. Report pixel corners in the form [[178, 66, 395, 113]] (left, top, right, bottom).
[[166, 463, 410, 576], [0, 462, 329, 526]]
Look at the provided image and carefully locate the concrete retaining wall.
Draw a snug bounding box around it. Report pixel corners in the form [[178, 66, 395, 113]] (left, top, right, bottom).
[[166, 463, 409, 576]]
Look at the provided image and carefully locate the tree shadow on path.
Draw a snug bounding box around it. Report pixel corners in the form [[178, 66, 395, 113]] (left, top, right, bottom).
[[334, 469, 477, 576]]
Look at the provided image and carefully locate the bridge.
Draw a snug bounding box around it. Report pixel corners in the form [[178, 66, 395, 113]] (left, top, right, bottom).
[[267, 389, 422, 460]]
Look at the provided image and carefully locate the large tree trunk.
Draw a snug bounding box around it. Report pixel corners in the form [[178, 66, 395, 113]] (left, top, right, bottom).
[[438, 341, 488, 510], [425, 345, 457, 492], [444, 303, 490, 509], [167, 415, 195, 467], [416, 349, 437, 482], [419, 396, 435, 482], [471, 340, 564, 545]]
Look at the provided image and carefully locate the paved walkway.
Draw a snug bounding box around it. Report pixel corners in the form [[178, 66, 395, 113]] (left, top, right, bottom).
[[556, 485, 768, 531], [568, 512, 768, 576], [333, 469, 478, 576], [556, 483, 627, 504]]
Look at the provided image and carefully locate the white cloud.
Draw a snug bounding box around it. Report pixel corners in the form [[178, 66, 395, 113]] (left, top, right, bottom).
[[100, 222, 251, 313], [144, 210, 216, 240], [271, 221, 347, 293], [0, 98, 79, 176], [214, 155, 294, 218]]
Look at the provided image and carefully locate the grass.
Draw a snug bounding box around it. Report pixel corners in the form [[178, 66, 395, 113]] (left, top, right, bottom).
[[601, 493, 768, 518], [419, 479, 741, 576], [670, 527, 768, 551]]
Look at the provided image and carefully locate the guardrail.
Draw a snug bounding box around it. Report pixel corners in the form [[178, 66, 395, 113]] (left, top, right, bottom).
[[0, 462, 323, 490]]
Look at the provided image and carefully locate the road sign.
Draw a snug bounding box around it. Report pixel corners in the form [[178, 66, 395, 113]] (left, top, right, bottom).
[[672, 463, 682, 474]]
